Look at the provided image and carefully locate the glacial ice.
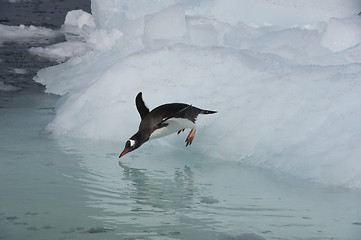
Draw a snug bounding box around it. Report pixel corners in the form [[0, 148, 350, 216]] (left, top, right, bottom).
[[33, 0, 361, 188]]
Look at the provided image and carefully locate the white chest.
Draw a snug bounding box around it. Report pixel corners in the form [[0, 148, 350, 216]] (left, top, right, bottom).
[[149, 118, 195, 140]]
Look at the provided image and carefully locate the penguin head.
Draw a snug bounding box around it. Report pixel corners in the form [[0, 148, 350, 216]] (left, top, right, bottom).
[[119, 132, 146, 158], [119, 139, 138, 158]]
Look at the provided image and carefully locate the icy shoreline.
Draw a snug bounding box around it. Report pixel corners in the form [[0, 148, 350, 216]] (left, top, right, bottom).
[[25, 0, 361, 188]]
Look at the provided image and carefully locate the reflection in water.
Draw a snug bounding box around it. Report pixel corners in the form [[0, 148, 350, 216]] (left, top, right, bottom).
[[77, 152, 222, 239], [122, 165, 195, 212]]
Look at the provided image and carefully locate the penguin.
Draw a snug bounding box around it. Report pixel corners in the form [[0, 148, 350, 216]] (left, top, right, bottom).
[[119, 92, 217, 158]]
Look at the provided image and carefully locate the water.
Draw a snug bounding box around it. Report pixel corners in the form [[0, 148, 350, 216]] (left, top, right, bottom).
[[1, 1, 361, 239], [1, 106, 361, 240]]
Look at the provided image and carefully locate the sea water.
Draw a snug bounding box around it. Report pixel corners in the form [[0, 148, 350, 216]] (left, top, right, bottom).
[[1, 99, 361, 240]]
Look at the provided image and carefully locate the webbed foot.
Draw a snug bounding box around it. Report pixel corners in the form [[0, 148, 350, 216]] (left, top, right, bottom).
[[185, 129, 196, 146]]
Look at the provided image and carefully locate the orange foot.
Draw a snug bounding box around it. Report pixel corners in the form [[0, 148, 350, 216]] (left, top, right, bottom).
[[185, 129, 196, 146]]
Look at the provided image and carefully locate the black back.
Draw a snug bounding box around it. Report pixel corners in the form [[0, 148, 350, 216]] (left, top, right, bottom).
[[138, 103, 200, 136]]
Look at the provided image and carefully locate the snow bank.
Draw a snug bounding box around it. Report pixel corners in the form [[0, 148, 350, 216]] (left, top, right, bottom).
[[34, 0, 361, 188]]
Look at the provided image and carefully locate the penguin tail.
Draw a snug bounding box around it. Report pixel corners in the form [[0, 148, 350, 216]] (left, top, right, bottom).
[[200, 109, 217, 115]]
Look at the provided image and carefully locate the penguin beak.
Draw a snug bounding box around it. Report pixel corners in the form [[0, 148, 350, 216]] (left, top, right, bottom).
[[119, 149, 130, 158]]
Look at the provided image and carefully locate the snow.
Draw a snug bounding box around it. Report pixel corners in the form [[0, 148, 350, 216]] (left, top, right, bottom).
[[32, 0, 361, 188]]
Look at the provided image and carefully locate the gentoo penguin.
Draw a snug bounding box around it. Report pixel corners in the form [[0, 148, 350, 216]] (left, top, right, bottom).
[[119, 92, 216, 158]]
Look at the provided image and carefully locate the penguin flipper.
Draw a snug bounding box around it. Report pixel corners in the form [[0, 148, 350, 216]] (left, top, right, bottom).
[[135, 92, 149, 120]]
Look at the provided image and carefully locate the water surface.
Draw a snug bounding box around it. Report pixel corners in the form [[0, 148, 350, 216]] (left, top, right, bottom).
[[1, 99, 361, 239]]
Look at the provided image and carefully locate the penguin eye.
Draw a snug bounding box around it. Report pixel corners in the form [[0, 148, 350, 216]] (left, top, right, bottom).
[[125, 140, 131, 148]]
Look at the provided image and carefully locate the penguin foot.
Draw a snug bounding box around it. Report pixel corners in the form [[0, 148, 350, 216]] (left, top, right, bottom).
[[178, 129, 185, 134], [185, 129, 196, 146]]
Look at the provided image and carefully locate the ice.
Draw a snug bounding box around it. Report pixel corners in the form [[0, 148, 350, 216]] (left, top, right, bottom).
[[207, 0, 360, 26], [64, 9, 95, 29], [90, 0, 178, 32], [33, 0, 361, 189], [0, 24, 59, 44], [28, 10, 96, 61], [29, 41, 92, 62], [12, 68, 27, 75], [61, 9, 96, 41], [321, 15, 361, 52], [143, 4, 187, 46]]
